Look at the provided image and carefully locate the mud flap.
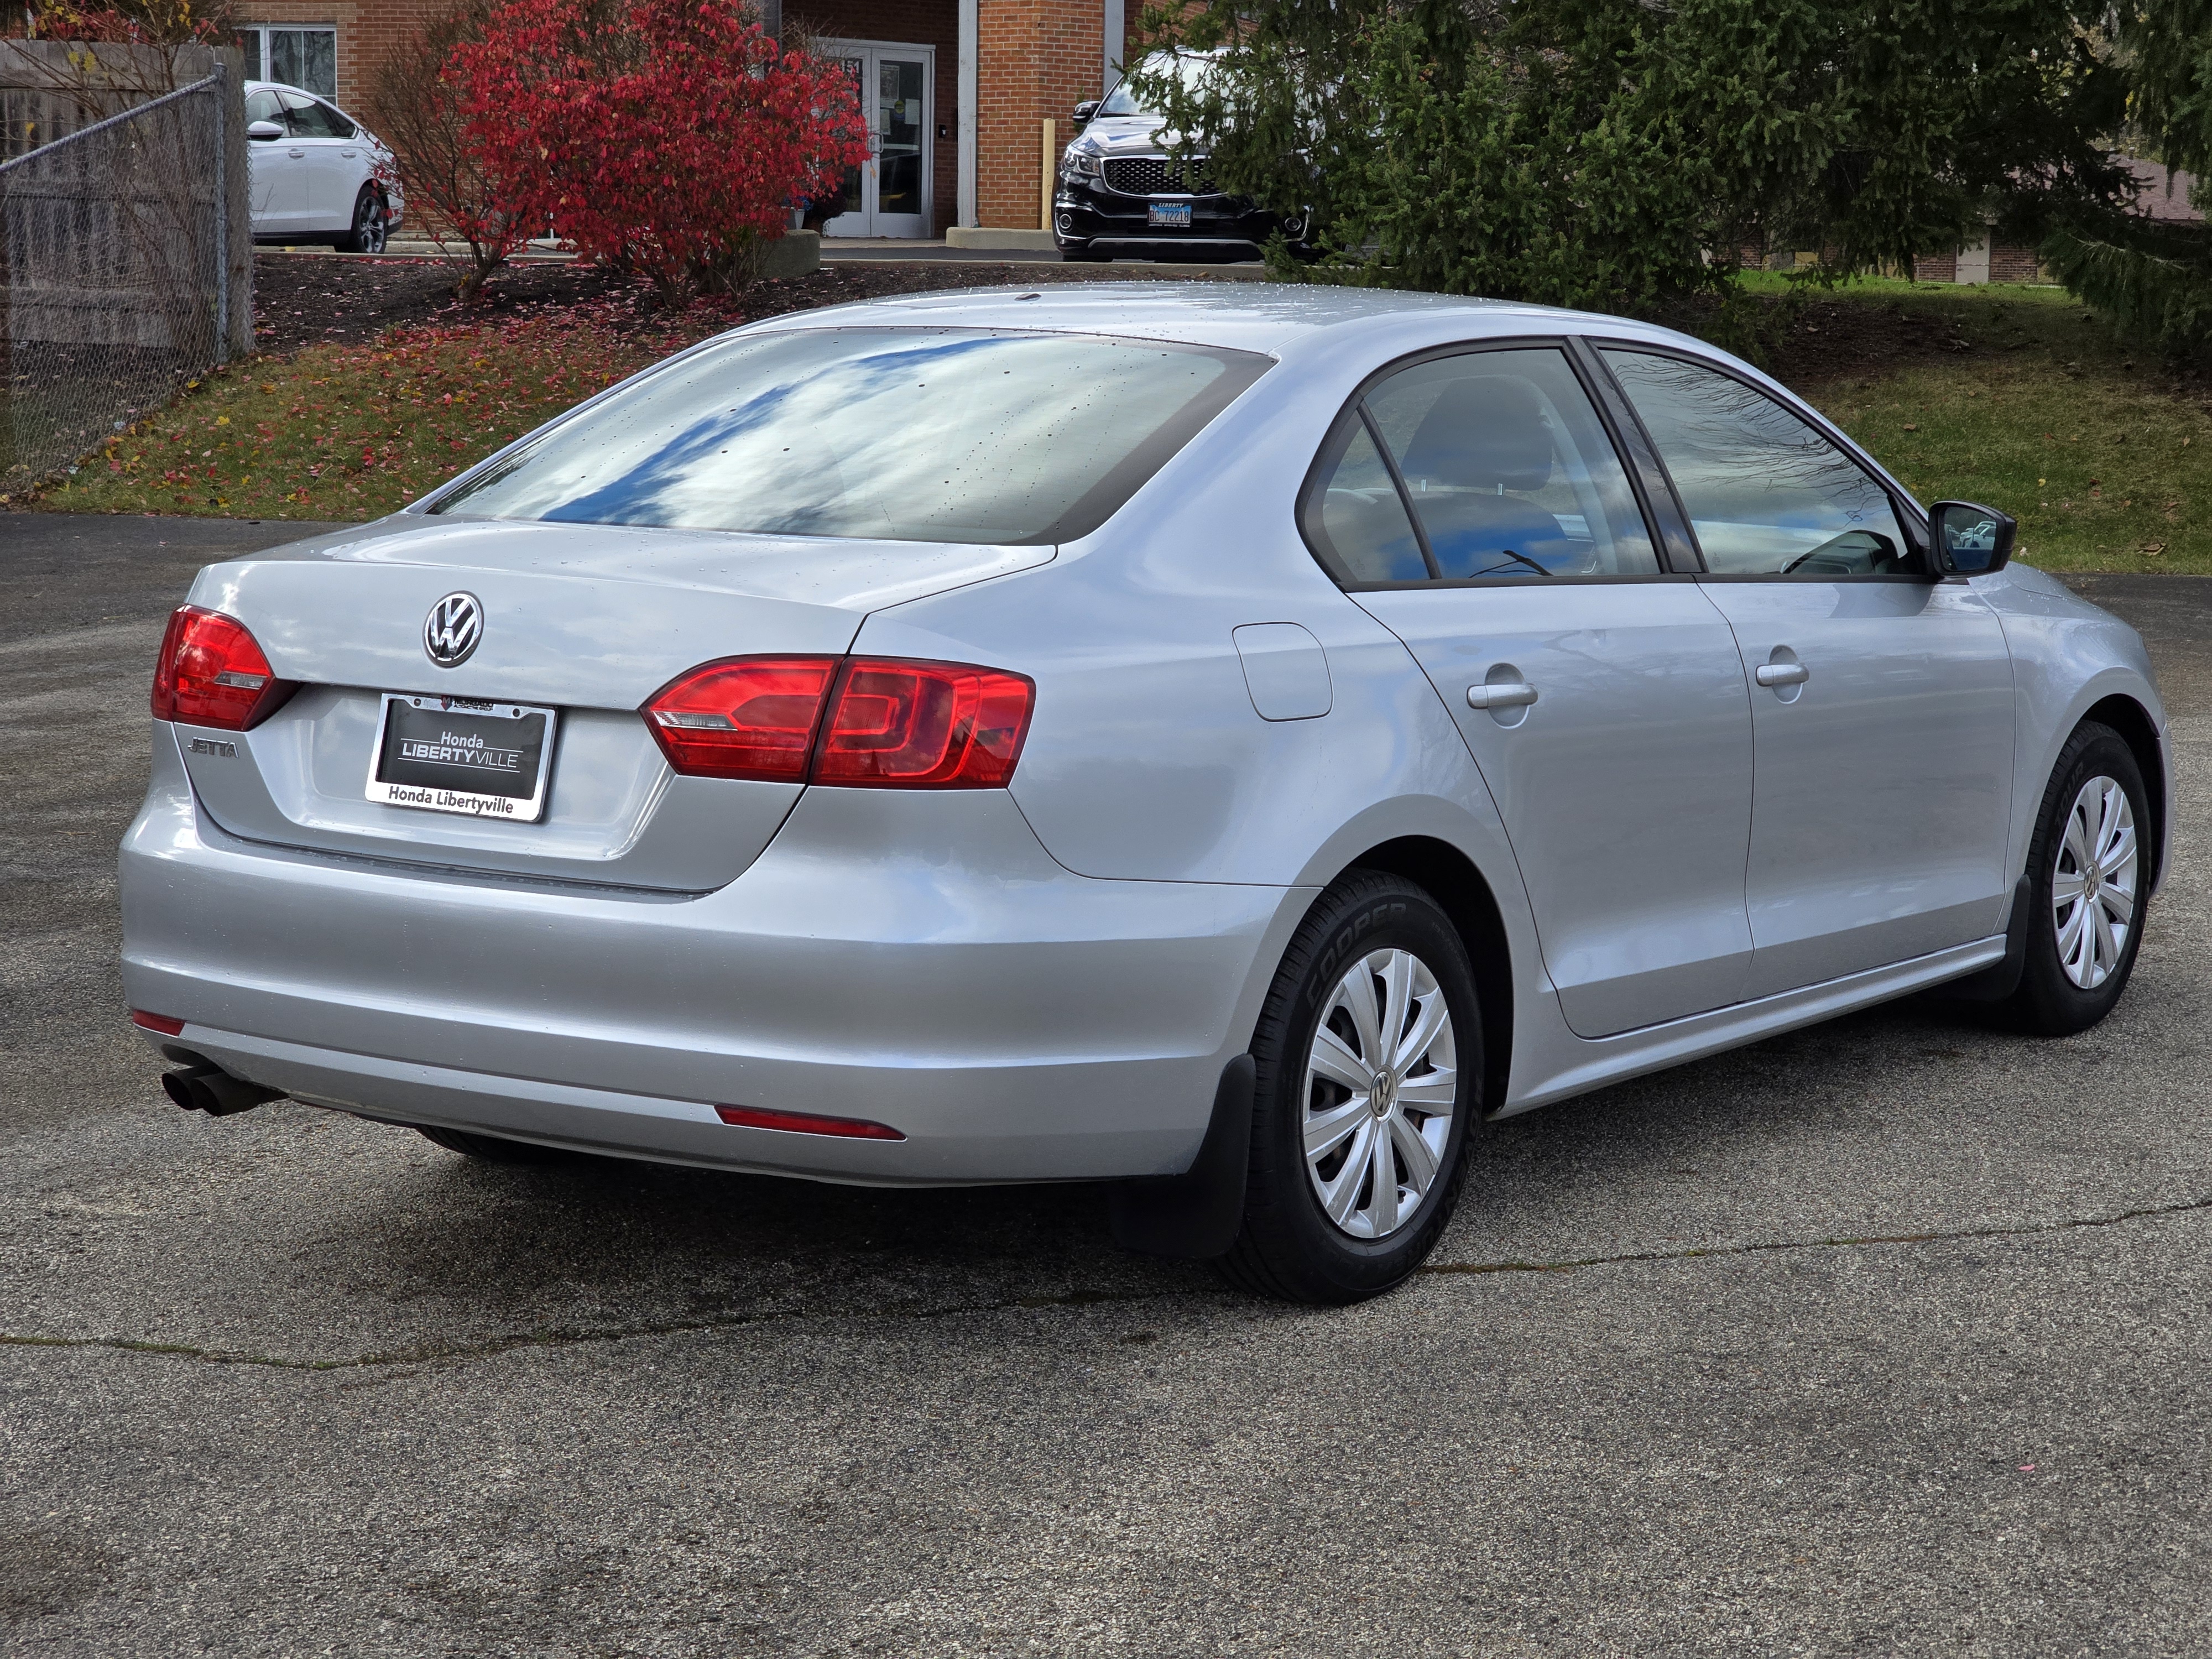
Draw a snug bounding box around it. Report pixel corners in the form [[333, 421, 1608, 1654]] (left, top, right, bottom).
[[1107, 1054, 1255, 1260], [1931, 873, 2033, 1004]]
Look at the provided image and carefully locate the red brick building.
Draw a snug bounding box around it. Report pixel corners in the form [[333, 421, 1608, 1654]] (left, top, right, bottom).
[[236, 0, 1138, 239]]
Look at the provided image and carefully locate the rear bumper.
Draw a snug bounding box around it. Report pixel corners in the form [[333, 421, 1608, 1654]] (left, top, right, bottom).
[[122, 725, 1306, 1184]]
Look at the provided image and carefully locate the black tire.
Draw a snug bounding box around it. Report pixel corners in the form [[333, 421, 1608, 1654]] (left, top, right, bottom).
[[338, 187, 388, 254], [416, 1124, 569, 1163], [1219, 871, 1482, 1304], [2002, 720, 2151, 1036]]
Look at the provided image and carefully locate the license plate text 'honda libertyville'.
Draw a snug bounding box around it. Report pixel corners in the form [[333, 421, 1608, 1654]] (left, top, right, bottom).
[[366, 693, 557, 821]]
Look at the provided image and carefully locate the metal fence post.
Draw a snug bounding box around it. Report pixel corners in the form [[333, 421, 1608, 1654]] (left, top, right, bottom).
[[212, 64, 227, 366]]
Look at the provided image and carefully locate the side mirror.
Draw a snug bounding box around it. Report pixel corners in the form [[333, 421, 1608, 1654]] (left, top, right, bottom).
[[1072, 100, 1099, 127], [247, 120, 284, 142], [1927, 500, 2017, 576]]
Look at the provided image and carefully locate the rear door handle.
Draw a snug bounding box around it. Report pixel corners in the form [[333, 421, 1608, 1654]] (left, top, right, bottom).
[[1467, 681, 1538, 709], [1754, 662, 1809, 687]]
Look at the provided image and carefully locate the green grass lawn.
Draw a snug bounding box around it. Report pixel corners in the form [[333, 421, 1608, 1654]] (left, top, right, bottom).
[[1763, 279, 2212, 575], [23, 299, 721, 524], [28, 271, 2212, 576]]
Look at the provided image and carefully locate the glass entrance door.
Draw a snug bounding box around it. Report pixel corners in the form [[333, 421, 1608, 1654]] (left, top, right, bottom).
[[822, 45, 933, 238]]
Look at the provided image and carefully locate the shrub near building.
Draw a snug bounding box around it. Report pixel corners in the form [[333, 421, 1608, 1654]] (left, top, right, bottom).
[[374, 0, 868, 300]]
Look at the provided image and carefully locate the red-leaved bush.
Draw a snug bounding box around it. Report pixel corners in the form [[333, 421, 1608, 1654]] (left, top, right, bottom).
[[368, 1, 538, 302], [453, 0, 869, 298]]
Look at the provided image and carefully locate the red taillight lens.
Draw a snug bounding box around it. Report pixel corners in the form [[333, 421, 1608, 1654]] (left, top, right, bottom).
[[815, 659, 1034, 789], [715, 1103, 905, 1140], [129, 1010, 186, 1036], [152, 606, 297, 731], [643, 655, 1034, 789], [641, 656, 839, 781]]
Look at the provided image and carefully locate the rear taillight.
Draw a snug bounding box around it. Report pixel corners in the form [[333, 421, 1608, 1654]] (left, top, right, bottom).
[[813, 659, 1034, 789], [643, 656, 1034, 789], [641, 656, 838, 781], [152, 606, 297, 731]]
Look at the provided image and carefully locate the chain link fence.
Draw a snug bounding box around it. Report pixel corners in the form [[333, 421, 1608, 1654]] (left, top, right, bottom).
[[0, 48, 252, 489]]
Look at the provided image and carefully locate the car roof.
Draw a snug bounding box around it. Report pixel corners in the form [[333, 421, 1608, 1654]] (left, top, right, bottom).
[[743, 280, 1713, 360]]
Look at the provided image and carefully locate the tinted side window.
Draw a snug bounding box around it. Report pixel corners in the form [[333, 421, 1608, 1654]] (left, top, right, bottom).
[[244, 89, 283, 127], [1365, 348, 1658, 580], [1604, 350, 1910, 576]]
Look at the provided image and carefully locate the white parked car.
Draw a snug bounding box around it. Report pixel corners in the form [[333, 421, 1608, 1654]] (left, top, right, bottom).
[[243, 81, 404, 252]]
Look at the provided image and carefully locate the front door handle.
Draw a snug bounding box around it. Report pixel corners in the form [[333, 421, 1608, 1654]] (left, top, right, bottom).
[[1467, 681, 1538, 709], [1755, 662, 1810, 687]]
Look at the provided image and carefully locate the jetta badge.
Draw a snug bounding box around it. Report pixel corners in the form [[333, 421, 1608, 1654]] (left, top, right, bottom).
[[423, 592, 483, 668]]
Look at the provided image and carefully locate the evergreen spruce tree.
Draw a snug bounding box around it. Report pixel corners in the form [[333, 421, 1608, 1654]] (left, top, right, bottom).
[[1130, 0, 2124, 312], [2043, 1, 2212, 350]]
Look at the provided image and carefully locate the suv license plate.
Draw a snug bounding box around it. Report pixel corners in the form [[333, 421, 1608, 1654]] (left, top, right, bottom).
[[1147, 202, 1193, 228], [366, 692, 557, 822]]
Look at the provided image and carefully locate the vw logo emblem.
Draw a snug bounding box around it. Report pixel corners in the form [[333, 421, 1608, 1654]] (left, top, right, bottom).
[[423, 592, 483, 668]]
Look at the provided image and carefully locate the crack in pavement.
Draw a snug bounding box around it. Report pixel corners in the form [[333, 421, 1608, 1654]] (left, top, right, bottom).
[[4, 1193, 2206, 1374], [1419, 1190, 2212, 1276]]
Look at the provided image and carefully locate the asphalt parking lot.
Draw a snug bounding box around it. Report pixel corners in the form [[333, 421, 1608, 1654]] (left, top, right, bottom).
[[4, 512, 2208, 1657]]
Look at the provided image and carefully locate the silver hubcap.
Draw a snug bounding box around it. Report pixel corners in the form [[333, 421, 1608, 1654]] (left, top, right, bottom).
[[2052, 774, 2138, 990], [1302, 948, 1457, 1241]]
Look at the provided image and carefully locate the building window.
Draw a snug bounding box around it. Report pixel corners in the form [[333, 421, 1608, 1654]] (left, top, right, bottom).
[[237, 26, 338, 100]]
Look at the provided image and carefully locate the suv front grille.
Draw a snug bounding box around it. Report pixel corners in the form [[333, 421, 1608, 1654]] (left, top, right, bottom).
[[1101, 155, 1220, 197]]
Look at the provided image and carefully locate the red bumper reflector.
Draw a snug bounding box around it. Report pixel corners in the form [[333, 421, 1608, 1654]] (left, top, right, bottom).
[[714, 1104, 905, 1141], [130, 1010, 186, 1036]]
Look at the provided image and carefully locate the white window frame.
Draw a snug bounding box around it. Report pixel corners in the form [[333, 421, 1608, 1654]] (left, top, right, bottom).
[[237, 24, 340, 100]]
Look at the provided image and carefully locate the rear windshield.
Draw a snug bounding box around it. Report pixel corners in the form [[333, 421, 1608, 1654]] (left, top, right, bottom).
[[429, 326, 1269, 545]]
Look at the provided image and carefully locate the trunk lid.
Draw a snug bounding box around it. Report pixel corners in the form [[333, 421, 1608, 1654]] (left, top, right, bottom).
[[176, 515, 1050, 891]]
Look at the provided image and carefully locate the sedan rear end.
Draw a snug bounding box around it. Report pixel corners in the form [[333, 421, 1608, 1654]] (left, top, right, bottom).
[[122, 317, 1285, 1183]]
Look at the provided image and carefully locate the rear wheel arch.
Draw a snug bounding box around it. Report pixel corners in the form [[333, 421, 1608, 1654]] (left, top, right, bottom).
[[2080, 694, 2165, 889], [1337, 836, 1513, 1121]]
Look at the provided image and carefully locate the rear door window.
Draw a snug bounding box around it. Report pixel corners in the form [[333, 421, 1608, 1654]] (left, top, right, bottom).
[[1302, 346, 1659, 585]]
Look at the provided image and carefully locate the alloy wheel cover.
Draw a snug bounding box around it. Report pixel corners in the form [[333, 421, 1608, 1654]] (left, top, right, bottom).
[[1302, 947, 1458, 1240]]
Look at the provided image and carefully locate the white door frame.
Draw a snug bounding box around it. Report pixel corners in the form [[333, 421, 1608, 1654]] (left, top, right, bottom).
[[821, 39, 936, 238]]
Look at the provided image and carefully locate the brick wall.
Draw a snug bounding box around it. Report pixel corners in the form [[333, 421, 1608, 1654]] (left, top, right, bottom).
[[977, 0, 1102, 228], [1913, 244, 2044, 284], [1988, 242, 2044, 284], [236, 0, 448, 111], [802, 0, 959, 236]]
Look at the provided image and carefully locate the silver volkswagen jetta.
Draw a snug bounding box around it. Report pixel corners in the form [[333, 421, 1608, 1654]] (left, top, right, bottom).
[[122, 285, 2171, 1303]]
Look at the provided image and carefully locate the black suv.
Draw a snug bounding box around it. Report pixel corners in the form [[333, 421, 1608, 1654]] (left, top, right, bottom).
[[1052, 53, 1311, 263]]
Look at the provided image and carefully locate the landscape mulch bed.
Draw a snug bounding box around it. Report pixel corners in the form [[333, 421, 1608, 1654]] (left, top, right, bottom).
[[248, 251, 1262, 357]]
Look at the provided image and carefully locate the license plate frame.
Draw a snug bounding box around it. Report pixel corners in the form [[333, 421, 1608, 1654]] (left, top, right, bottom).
[[366, 692, 559, 823], [1147, 201, 1193, 229]]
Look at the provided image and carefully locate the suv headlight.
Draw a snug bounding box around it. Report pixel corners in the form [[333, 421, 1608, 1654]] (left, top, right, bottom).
[[1062, 149, 1101, 179]]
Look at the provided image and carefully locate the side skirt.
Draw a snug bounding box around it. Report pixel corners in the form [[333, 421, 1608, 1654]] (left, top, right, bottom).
[[1501, 934, 2009, 1117]]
